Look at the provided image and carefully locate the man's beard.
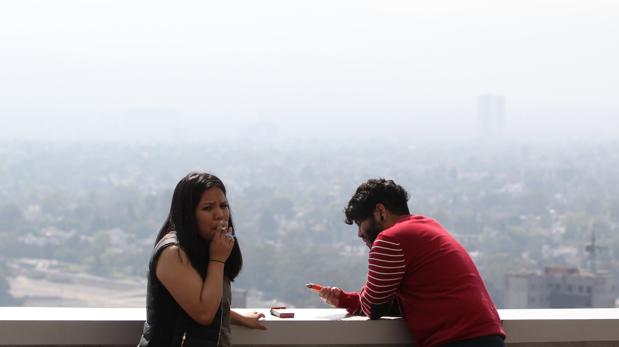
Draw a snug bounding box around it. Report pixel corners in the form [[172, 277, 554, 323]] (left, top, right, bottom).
[[364, 218, 384, 248]]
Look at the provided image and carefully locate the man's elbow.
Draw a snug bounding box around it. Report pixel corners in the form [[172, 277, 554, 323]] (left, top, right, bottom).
[[369, 311, 384, 320], [368, 300, 397, 320]]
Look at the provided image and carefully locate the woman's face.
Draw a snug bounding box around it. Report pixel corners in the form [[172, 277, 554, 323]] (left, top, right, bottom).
[[195, 187, 230, 241]]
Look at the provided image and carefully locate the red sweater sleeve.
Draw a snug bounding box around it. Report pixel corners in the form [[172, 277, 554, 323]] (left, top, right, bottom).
[[359, 236, 405, 317], [337, 290, 362, 315], [337, 235, 406, 317]]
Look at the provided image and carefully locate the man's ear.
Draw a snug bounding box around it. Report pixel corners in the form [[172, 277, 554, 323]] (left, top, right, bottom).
[[375, 203, 386, 222]]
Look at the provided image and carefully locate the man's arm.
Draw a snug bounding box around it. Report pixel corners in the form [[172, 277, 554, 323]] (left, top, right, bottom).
[[320, 236, 405, 318], [323, 287, 401, 317], [337, 290, 362, 315], [359, 237, 406, 319], [318, 287, 362, 315], [365, 297, 401, 319]]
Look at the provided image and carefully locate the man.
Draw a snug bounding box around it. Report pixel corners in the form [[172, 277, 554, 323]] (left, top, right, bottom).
[[319, 178, 505, 347]]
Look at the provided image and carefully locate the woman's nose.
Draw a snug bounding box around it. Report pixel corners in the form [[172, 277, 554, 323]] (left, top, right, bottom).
[[214, 207, 225, 220]]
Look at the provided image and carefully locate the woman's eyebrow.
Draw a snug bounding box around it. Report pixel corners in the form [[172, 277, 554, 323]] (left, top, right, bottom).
[[199, 200, 228, 206]]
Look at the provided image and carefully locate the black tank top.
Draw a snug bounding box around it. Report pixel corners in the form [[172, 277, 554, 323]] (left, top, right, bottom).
[[138, 232, 222, 347]]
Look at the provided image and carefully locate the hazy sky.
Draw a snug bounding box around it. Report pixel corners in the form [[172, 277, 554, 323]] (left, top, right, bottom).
[[0, 0, 618, 142]]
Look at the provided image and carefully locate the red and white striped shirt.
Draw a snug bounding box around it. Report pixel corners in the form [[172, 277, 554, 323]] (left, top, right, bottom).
[[337, 215, 505, 347], [359, 238, 406, 316]]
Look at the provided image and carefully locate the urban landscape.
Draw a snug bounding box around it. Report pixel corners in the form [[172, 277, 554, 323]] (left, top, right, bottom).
[[1, 129, 618, 309]]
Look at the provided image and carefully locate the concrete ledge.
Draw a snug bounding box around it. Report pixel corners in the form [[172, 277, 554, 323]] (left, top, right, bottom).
[[500, 309, 619, 343], [1, 307, 619, 346]]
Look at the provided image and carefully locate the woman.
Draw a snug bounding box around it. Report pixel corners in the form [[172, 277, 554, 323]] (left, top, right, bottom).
[[138, 172, 265, 347]]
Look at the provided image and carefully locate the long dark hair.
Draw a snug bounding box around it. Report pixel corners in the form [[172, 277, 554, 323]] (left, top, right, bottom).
[[156, 172, 242, 280]]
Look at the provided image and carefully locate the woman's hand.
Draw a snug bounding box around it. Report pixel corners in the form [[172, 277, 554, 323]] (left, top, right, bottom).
[[232, 310, 267, 330], [209, 227, 235, 262]]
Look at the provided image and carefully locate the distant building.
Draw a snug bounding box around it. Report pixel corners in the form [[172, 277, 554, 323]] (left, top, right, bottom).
[[477, 94, 505, 137], [504, 267, 616, 308]]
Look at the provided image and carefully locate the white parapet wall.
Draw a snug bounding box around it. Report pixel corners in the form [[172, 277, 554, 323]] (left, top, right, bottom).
[[1, 307, 619, 346]]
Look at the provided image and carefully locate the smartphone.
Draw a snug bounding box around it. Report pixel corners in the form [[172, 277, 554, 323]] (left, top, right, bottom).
[[305, 283, 323, 292]]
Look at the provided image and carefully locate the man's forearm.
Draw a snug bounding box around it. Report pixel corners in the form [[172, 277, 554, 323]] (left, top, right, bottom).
[[367, 298, 400, 319], [359, 237, 405, 318], [337, 290, 362, 315]]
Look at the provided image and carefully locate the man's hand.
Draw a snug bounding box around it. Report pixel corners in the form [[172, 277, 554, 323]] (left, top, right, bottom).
[[318, 286, 342, 307]]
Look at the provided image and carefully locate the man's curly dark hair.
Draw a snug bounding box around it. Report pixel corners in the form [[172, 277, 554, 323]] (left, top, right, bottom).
[[344, 178, 410, 225]]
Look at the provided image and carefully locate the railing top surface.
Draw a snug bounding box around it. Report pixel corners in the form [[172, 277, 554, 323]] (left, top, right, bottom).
[[1, 307, 619, 345], [2, 307, 619, 321]]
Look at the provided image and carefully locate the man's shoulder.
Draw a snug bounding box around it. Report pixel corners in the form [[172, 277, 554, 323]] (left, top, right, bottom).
[[380, 215, 446, 240], [388, 214, 434, 230]]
